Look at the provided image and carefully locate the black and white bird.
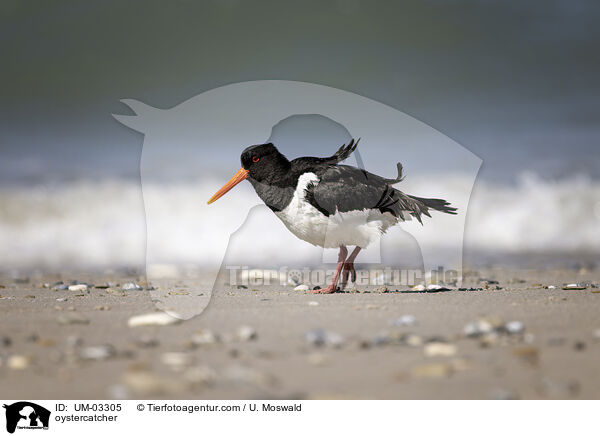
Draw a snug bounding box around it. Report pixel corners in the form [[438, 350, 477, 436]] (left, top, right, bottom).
[[208, 140, 456, 293]]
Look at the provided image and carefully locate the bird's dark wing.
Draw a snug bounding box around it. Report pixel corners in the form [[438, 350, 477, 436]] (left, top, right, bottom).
[[319, 139, 360, 164], [305, 165, 431, 223]]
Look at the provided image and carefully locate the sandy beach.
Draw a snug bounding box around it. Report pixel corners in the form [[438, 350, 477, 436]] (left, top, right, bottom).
[[1, 266, 599, 400]]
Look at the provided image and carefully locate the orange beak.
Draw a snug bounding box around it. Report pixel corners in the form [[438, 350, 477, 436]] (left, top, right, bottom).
[[207, 168, 249, 204]]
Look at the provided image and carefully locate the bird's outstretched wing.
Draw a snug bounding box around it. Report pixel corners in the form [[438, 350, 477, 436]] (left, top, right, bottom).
[[320, 138, 360, 164]]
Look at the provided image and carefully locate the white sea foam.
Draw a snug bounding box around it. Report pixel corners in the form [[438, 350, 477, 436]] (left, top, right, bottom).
[[0, 174, 598, 271]]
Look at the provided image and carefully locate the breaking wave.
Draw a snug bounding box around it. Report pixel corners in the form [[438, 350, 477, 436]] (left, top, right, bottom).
[[0, 173, 598, 271]]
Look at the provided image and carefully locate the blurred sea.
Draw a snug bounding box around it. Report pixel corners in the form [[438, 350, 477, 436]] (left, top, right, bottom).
[[1, 172, 598, 272]]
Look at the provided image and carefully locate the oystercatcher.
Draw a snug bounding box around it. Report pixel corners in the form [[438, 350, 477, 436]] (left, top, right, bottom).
[[208, 140, 456, 293]]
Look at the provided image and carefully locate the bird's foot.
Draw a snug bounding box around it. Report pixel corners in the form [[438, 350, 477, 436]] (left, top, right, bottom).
[[310, 285, 338, 294]]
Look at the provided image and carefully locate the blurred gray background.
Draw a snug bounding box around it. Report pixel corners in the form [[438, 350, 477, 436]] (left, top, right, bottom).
[[2, 0, 599, 184]]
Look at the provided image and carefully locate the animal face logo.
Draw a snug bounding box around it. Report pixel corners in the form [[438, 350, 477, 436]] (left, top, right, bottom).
[[3, 402, 50, 434], [114, 80, 481, 319]]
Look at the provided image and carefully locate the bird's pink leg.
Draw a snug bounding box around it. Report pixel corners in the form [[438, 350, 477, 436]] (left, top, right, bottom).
[[311, 246, 348, 294], [340, 246, 361, 289]]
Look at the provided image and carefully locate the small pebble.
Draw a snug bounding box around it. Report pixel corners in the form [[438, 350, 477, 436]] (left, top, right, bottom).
[[94, 305, 110, 311], [161, 352, 193, 369], [68, 284, 88, 292], [56, 297, 68, 302], [424, 342, 457, 357], [122, 282, 142, 290], [236, 325, 257, 342], [390, 315, 416, 327], [79, 345, 116, 361], [308, 301, 319, 306], [127, 312, 182, 327], [563, 283, 586, 290], [411, 363, 453, 378], [463, 319, 494, 338], [294, 284, 310, 291], [190, 329, 219, 346], [57, 313, 90, 325], [504, 321, 525, 335], [8, 355, 31, 370], [305, 328, 344, 348], [1, 336, 12, 347]]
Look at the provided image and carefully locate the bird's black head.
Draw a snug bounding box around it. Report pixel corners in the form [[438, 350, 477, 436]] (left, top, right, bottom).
[[207, 142, 290, 204], [240, 143, 290, 183]]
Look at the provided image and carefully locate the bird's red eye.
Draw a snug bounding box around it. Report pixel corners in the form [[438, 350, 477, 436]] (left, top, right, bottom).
[[252, 156, 260, 163]]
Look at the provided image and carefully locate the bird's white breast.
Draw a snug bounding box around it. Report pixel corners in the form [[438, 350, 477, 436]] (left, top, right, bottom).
[[274, 172, 398, 248]]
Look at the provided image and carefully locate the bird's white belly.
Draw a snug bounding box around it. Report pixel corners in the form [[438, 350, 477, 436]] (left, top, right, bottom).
[[274, 173, 398, 248]]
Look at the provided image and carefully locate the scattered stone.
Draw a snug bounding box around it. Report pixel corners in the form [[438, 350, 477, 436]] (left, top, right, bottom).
[[79, 344, 116, 361], [463, 319, 495, 338], [94, 305, 111, 311], [546, 285, 557, 289], [390, 315, 416, 327], [127, 312, 182, 327], [574, 341, 586, 351], [294, 284, 310, 291], [504, 321, 525, 335], [190, 329, 219, 346], [305, 328, 344, 348], [35, 338, 57, 347], [424, 342, 457, 357], [7, 355, 31, 370], [308, 301, 319, 306], [57, 313, 90, 325], [562, 283, 586, 290], [68, 284, 88, 292], [1, 336, 11, 347], [161, 352, 193, 369], [236, 325, 257, 342], [122, 282, 142, 290], [56, 297, 68, 302], [512, 346, 539, 366], [405, 334, 423, 347], [411, 363, 453, 378]]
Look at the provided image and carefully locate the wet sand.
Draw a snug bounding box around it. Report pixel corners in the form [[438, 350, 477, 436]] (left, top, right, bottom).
[[0, 267, 599, 400]]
